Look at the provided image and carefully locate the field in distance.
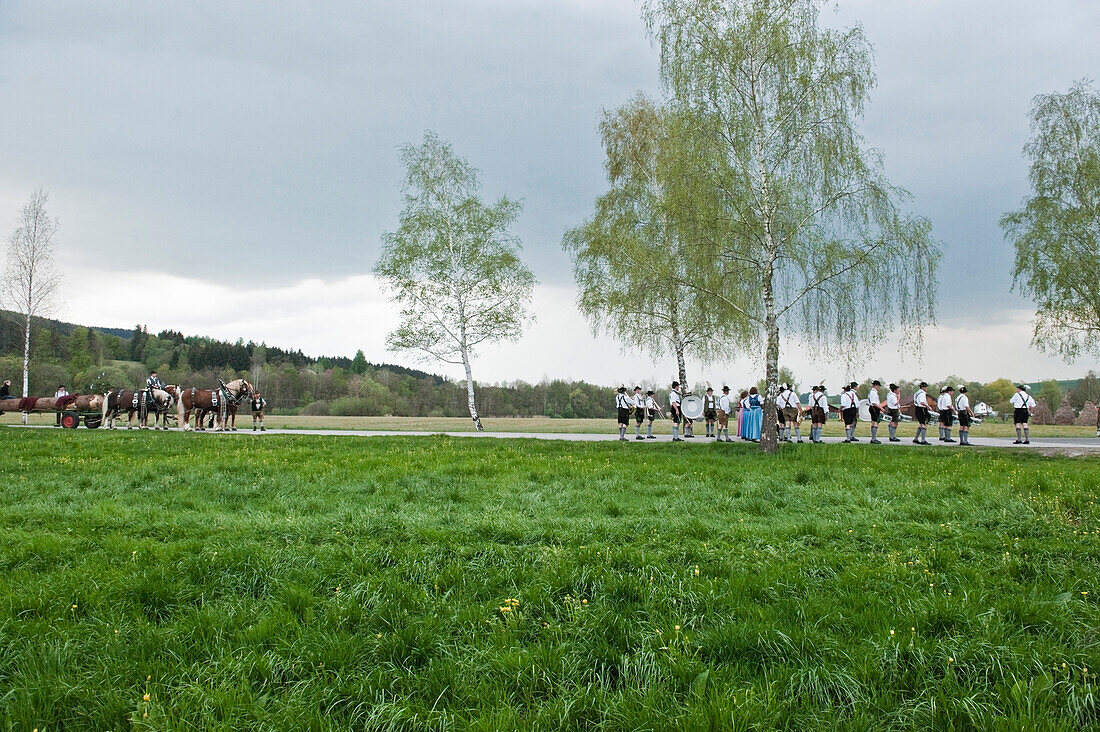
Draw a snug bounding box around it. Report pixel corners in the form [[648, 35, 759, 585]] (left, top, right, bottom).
[[0, 429, 1097, 729], [4, 411, 1097, 439]]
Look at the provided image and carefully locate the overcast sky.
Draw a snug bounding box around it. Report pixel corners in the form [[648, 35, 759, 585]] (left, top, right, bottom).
[[2, 0, 1098, 388]]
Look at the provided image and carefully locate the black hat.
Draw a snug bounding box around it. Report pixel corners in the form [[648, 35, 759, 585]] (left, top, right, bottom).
[[946, 385, 955, 392], [646, 390, 654, 395], [872, 379, 881, 386], [722, 385, 730, 392], [919, 381, 928, 388], [850, 381, 859, 389], [706, 386, 713, 392], [617, 386, 625, 393], [959, 386, 967, 393], [672, 381, 679, 388], [889, 383, 898, 390], [1017, 384, 1028, 390], [634, 385, 641, 391]]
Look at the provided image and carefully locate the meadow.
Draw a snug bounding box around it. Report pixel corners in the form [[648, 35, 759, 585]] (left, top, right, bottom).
[[1, 428, 1098, 730]]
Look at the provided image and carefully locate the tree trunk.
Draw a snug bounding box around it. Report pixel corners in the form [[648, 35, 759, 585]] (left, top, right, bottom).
[[761, 295, 780, 454], [460, 344, 483, 432], [21, 312, 31, 425]]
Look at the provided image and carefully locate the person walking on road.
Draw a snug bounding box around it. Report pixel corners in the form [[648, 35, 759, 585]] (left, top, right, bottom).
[[913, 382, 932, 445], [955, 386, 973, 446], [615, 386, 632, 441], [885, 383, 902, 442], [938, 386, 958, 443], [841, 382, 860, 443], [669, 382, 684, 442], [1010, 384, 1036, 444], [866, 380, 883, 444]]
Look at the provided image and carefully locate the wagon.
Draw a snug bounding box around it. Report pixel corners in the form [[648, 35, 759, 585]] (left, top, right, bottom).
[[2, 394, 104, 428]]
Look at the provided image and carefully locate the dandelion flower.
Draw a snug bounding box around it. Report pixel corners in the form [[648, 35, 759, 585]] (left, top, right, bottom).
[[890, 630, 895, 636], [675, 625, 680, 631], [143, 693, 150, 701]]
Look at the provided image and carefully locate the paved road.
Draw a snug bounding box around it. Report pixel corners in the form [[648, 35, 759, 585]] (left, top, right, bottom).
[[204, 428, 1100, 453], [13, 425, 1100, 452]]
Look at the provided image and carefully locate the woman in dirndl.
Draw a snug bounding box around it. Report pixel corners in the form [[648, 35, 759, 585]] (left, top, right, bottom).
[[744, 387, 763, 442], [736, 390, 748, 438]]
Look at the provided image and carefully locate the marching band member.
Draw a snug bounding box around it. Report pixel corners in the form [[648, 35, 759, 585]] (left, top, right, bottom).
[[669, 382, 683, 442], [717, 386, 732, 442], [810, 385, 828, 443], [251, 391, 268, 431], [937, 386, 957, 443], [615, 386, 632, 441], [885, 383, 902, 442], [955, 386, 973, 445], [703, 386, 717, 439], [841, 382, 860, 443], [778, 383, 799, 442], [913, 381, 932, 445], [867, 380, 883, 444], [1010, 384, 1036, 444], [632, 386, 646, 440], [645, 390, 661, 439]]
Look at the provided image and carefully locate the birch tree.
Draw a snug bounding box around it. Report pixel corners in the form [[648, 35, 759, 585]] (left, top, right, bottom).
[[1002, 79, 1100, 360], [564, 94, 749, 391], [3, 189, 61, 422], [642, 0, 939, 453], [374, 132, 535, 431]]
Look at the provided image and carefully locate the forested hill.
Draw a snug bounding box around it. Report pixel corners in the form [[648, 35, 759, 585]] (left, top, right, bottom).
[[0, 310, 618, 418]]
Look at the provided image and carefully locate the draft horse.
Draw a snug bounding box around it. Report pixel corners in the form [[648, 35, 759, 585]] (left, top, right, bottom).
[[169, 379, 253, 432], [102, 388, 175, 430]]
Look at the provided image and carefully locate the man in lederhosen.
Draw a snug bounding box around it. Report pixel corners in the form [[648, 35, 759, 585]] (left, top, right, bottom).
[[632, 386, 646, 440], [810, 384, 828, 443], [913, 381, 932, 445], [866, 379, 883, 444], [251, 391, 268, 431], [937, 385, 957, 443], [645, 390, 661, 439], [778, 383, 800, 443], [615, 386, 632, 441], [955, 385, 973, 446], [1010, 384, 1036, 444], [841, 382, 860, 443], [717, 386, 732, 442], [669, 381, 683, 442], [885, 383, 902, 442], [703, 386, 718, 439]]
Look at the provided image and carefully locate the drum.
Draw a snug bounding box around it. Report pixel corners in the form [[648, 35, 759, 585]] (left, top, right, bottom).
[[857, 400, 871, 422], [681, 394, 705, 420]]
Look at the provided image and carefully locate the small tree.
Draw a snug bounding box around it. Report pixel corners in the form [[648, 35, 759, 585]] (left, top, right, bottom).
[[1002, 80, 1100, 360], [642, 0, 940, 452], [3, 189, 61, 421], [374, 132, 535, 431]]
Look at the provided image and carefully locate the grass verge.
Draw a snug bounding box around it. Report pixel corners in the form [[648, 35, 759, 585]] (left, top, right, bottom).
[[1, 429, 1098, 729]]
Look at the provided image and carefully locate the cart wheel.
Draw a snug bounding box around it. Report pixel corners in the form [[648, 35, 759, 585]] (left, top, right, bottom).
[[84, 415, 102, 429], [61, 411, 79, 429]]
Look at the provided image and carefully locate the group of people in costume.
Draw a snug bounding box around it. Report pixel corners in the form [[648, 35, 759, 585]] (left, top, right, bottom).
[[615, 380, 1056, 445]]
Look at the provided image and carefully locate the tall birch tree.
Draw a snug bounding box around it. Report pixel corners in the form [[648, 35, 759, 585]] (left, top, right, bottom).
[[1002, 79, 1100, 360], [4, 189, 61, 422], [643, 0, 939, 452], [564, 94, 749, 391], [374, 132, 535, 431]]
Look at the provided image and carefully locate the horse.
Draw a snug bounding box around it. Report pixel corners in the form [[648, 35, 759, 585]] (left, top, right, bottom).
[[171, 379, 254, 431], [101, 388, 174, 430]]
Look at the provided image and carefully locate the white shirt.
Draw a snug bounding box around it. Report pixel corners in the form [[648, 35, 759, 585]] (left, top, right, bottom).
[[646, 396, 659, 412], [812, 392, 828, 411], [718, 394, 731, 412], [55, 388, 68, 398], [616, 393, 631, 409], [632, 392, 643, 408], [915, 389, 929, 409], [840, 390, 857, 409], [955, 393, 970, 411], [669, 390, 681, 407], [778, 389, 797, 408], [937, 393, 953, 411], [1010, 392, 1036, 409], [886, 391, 900, 410], [867, 388, 880, 405]]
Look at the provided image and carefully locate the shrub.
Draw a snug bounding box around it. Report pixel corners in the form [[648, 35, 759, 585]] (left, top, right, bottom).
[[299, 400, 331, 416], [330, 397, 372, 416]]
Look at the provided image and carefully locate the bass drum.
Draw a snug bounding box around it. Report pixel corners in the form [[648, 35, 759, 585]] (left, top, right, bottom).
[[858, 400, 872, 422], [681, 394, 705, 420]]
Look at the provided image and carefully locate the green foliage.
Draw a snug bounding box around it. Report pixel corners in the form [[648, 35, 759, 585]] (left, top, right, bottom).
[[0, 432, 1097, 728], [1003, 79, 1100, 360]]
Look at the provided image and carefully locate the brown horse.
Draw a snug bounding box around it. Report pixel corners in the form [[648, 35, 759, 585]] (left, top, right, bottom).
[[102, 388, 174, 429], [170, 379, 254, 431]]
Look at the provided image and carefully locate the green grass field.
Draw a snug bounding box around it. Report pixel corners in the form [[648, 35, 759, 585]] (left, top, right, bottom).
[[1, 428, 1098, 729]]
